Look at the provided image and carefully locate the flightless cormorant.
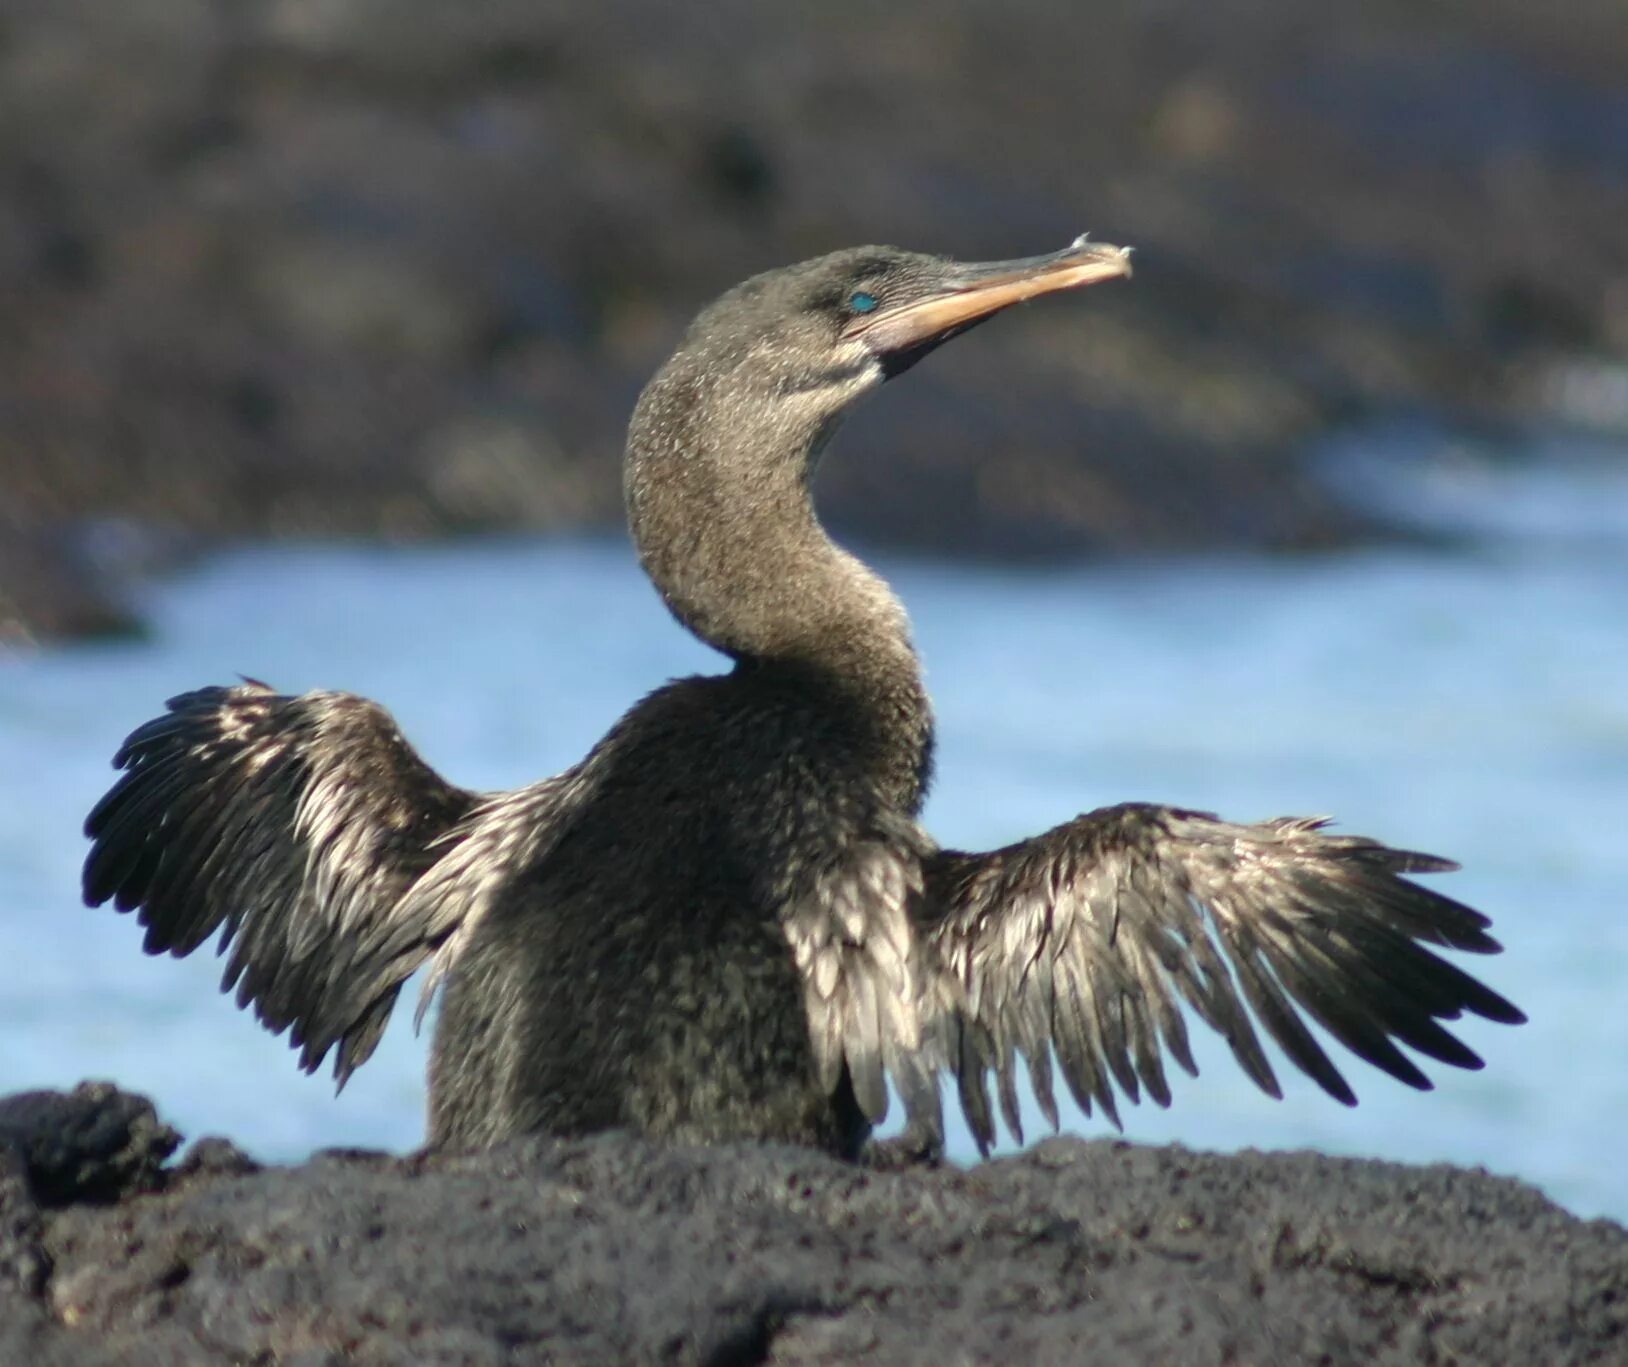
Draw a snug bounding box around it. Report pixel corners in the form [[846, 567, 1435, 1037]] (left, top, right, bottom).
[[83, 238, 1524, 1158]]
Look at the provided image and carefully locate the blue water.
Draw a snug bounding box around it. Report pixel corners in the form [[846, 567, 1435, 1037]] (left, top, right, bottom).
[[2, 437, 1624, 1221]]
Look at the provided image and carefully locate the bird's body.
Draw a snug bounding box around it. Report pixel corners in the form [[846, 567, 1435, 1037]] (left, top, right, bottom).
[[83, 239, 1523, 1158], [430, 661, 917, 1155]]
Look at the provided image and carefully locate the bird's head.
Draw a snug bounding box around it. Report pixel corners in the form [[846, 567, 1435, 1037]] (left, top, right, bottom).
[[628, 237, 1133, 477], [673, 236, 1130, 413], [624, 237, 1133, 660]]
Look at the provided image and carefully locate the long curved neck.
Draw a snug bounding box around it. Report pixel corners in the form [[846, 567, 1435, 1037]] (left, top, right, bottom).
[[625, 361, 934, 809]]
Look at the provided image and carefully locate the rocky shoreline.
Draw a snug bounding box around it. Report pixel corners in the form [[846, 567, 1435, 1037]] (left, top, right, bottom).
[[1, 1084, 1623, 1364], [4, 2, 1627, 642]]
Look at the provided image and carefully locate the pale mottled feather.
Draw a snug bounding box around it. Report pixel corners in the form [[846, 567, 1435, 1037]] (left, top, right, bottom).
[[778, 814, 947, 1143]]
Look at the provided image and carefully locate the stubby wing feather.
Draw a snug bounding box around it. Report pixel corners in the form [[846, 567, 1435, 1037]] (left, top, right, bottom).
[[83, 682, 477, 1084], [780, 809, 949, 1147], [925, 803, 1525, 1154]]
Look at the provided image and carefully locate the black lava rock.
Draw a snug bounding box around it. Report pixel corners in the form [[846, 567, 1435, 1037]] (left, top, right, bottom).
[[0, 1085, 1623, 1364]]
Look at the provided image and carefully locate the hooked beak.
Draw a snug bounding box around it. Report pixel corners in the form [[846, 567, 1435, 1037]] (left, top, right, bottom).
[[843, 236, 1133, 372]]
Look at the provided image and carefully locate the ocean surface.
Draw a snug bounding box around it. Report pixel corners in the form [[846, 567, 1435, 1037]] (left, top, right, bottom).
[[2, 430, 1624, 1221]]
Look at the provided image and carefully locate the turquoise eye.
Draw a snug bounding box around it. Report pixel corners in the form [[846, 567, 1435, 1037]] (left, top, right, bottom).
[[849, 291, 879, 314]]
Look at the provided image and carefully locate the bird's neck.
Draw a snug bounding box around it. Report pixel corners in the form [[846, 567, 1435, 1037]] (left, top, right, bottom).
[[625, 380, 934, 809]]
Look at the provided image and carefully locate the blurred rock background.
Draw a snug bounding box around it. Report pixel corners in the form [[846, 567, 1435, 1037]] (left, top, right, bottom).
[[2, 0, 1625, 641]]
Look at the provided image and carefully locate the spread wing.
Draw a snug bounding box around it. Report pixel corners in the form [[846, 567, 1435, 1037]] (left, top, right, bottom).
[[922, 803, 1525, 1153], [83, 682, 478, 1084]]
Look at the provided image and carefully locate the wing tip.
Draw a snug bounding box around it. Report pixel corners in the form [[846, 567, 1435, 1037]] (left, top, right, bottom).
[[1393, 851, 1461, 876]]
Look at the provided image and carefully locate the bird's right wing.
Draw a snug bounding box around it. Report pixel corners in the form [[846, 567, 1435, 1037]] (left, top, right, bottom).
[[780, 809, 950, 1144], [83, 682, 480, 1084], [924, 803, 1525, 1153]]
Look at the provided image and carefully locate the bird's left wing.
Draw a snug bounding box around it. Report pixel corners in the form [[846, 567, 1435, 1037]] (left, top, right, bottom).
[[82, 682, 480, 1084], [923, 803, 1524, 1153]]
